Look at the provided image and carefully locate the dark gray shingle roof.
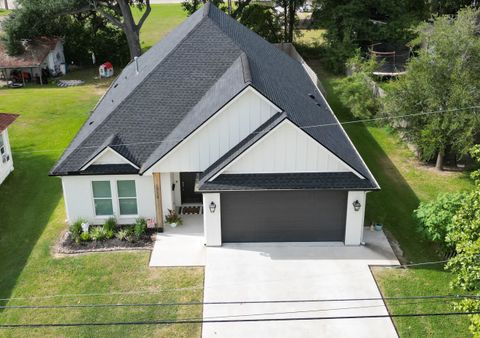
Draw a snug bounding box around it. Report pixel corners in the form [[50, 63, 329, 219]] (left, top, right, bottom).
[[51, 3, 377, 190], [198, 173, 378, 191]]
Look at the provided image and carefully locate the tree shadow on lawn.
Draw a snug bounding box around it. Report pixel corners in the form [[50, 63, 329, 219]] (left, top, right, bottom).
[[0, 153, 62, 310]]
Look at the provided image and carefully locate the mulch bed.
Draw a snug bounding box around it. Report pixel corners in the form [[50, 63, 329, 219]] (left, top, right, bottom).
[[57, 229, 156, 254]]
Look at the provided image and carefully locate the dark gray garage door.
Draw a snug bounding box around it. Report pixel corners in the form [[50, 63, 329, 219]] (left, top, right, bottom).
[[221, 191, 347, 242]]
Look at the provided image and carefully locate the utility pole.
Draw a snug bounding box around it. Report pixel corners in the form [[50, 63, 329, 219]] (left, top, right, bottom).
[[228, 0, 232, 15]]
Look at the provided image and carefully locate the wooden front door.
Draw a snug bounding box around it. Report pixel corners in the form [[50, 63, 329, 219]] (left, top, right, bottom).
[[180, 172, 202, 204]]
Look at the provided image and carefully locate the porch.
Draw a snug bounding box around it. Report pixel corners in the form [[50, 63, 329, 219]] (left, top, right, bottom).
[[149, 213, 206, 267]]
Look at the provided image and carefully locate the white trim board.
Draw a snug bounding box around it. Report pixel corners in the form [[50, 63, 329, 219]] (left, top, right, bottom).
[[210, 119, 365, 181], [80, 146, 139, 171]]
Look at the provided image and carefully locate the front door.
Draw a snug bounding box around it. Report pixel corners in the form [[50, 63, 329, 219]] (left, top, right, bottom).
[[180, 172, 202, 204]]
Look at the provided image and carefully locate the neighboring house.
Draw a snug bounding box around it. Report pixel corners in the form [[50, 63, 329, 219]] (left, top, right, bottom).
[[0, 113, 18, 185], [0, 37, 66, 84], [51, 4, 379, 246]]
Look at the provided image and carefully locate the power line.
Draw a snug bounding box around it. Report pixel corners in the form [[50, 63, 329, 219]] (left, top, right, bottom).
[[0, 256, 470, 303], [0, 294, 477, 309], [14, 105, 480, 155], [389, 254, 480, 269], [1, 311, 480, 328]]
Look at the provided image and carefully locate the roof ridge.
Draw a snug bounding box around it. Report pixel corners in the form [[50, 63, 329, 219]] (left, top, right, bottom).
[[51, 9, 209, 175], [240, 53, 252, 84]]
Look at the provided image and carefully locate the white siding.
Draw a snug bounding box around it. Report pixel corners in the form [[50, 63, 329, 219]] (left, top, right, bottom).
[[345, 191, 367, 245], [149, 87, 279, 173], [0, 129, 14, 185], [222, 120, 354, 175], [203, 193, 222, 246], [61, 175, 156, 225], [90, 148, 131, 165]]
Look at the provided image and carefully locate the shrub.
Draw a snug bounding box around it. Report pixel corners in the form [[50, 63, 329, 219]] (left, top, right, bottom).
[[90, 227, 107, 241], [334, 52, 380, 119], [134, 218, 147, 239], [115, 228, 130, 241], [80, 232, 90, 242], [103, 217, 117, 233], [105, 230, 114, 239], [69, 219, 85, 244], [414, 192, 466, 250]]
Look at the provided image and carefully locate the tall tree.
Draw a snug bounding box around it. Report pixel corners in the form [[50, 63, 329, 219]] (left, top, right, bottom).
[[4, 0, 151, 59], [312, 0, 427, 72], [430, 0, 478, 15], [383, 8, 480, 170]]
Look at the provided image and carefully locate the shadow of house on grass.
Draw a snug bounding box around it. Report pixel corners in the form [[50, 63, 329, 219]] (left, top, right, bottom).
[[0, 152, 62, 310]]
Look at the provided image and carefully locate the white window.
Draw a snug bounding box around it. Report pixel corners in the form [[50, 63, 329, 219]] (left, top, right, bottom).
[[117, 180, 138, 215], [92, 181, 114, 216]]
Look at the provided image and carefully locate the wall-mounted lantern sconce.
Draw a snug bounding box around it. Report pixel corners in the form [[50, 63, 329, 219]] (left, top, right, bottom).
[[209, 201, 216, 213], [352, 200, 361, 211]]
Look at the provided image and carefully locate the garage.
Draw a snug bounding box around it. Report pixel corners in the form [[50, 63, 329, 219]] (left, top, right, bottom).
[[221, 190, 348, 242]]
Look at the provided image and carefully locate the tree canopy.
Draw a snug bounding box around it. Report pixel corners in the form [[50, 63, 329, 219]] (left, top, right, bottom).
[[2, 0, 152, 60], [383, 7, 480, 170], [311, 0, 427, 72]]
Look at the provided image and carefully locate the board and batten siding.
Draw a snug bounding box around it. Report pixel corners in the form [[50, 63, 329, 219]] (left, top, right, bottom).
[[149, 87, 280, 173], [91, 149, 129, 165], [61, 175, 156, 225], [221, 120, 355, 175]]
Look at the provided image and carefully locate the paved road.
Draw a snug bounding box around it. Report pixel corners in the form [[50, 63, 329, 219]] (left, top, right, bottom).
[[202, 230, 399, 338]]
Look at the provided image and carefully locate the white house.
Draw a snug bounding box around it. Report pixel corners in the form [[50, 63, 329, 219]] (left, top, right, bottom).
[[0, 37, 66, 84], [51, 4, 379, 246], [0, 113, 18, 185]]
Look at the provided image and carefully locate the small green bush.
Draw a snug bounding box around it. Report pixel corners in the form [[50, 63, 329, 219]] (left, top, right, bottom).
[[105, 229, 114, 239], [80, 232, 90, 242], [115, 228, 130, 241], [134, 218, 147, 239], [103, 217, 117, 232], [90, 227, 107, 241], [69, 219, 86, 243]]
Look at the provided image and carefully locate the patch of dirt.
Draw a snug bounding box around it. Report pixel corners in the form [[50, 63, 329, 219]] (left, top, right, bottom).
[[55, 230, 154, 256]]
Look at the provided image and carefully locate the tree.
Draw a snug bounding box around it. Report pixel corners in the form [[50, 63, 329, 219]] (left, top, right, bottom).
[[445, 145, 480, 336], [414, 192, 467, 251], [181, 0, 224, 16], [334, 52, 379, 119], [2, 1, 129, 66], [4, 0, 151, 60], [430, 0, 478, 15], [238, 4, 283, 43], [312, 0, 427, 72], [274, 0, 305, 43], [383, 8, 480, 170]]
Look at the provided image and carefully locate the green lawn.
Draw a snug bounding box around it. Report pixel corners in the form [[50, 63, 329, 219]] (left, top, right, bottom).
[[0, 9, 11, 16], [0, 3, 474, 337], [0, 5, 202, 337], [295, 29, 325, 46], [308, 60, 473, 337]]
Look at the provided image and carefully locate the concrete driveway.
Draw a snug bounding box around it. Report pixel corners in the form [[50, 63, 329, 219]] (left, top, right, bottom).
[[203, 230, 399, 338]]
